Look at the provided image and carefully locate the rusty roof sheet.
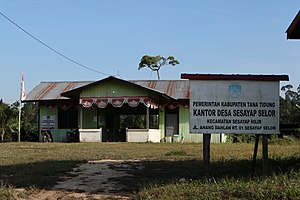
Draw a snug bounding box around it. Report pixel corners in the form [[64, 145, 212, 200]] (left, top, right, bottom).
[[25, 81, 93, 101], [131, 80, 190, 99], [24, 79, 190, 102]]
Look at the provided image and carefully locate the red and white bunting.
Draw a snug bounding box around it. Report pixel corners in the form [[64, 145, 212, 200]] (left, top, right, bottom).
[[81, 98, 94, 108], [96, 99, 109, 108], [59, 104, 72, 110], [127, 98, 141, 107], [79, 97, 161, 109], [166, 103, 178, 110], [111, 98, 125, 107]]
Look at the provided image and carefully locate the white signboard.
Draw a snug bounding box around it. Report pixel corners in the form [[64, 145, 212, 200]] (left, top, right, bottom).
[[41, 115, 55, 129], [190, 80, 279, 134]]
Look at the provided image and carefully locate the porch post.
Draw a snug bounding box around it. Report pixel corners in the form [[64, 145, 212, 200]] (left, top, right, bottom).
[[80, 106, 83, 129], [146, 106, 149, 129]]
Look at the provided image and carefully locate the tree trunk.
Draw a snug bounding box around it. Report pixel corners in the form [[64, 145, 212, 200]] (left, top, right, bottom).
[[1, 127, 4, 142], [156, 70, 160, 80]]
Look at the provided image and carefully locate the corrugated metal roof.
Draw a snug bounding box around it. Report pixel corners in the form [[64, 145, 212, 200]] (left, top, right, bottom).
[[131, 80, 190, 99], [24, 79, 190, 102], [25, 81, 93, 101]]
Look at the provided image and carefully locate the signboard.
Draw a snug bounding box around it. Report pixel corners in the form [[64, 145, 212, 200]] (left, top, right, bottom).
[[190, 80, 279, 134], [41, 115, 55, 129]]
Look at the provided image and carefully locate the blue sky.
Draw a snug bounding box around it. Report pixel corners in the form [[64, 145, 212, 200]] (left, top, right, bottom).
[[1, 1, 300, 104]]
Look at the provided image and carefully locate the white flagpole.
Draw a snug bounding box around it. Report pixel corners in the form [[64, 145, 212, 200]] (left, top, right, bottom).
[[18, 98, 21, 142], [18, 72, 26, 142]]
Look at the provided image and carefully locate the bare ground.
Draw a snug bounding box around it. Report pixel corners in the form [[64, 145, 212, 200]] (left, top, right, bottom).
[[24, 160, 143, 200]]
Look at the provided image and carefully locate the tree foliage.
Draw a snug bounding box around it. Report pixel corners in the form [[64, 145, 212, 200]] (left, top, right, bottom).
[[281, 84, 300, 103], [21, 103, 39, 141], [0, 100, 38, 142], [280, 84, 300, 124], [0, 101, 18, 141], [138, 55, 180, 80]]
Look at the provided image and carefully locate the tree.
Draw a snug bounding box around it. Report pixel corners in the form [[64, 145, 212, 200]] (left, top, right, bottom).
[[279, 85, 300, 139], [21, 103, 38, 141], [281, 84, 300, 102], [0, 101, 18, 142], [0, 100, 38, 142], [138, 55, 180, 80], [280, 84, 300, 124]]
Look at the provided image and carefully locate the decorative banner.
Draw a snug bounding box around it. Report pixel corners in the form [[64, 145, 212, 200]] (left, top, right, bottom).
[[111, 98, 125, 107], [46, 104, 56, 109], [81, 98, 94, 108], [96, 99, 108, 108], [80, 97, 160, 109], [142, 98, 151, 107], [182, 103, 189, 109], [127, 98, 141, 107], [59, 104, 72, 110], [166, 103, 178, 110]]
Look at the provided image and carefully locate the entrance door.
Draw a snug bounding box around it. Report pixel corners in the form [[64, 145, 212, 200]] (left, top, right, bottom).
[[103, 114, 126, 142], [165, 108, 179, 138]]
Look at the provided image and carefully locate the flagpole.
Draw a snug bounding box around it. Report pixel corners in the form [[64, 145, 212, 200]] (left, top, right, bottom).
[[18, 99, 21, 142], [18, 72, 26, 143]]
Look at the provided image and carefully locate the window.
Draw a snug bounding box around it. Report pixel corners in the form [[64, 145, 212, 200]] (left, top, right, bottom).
[[58, 107, 78, 129], [120, 114, 159, 129]]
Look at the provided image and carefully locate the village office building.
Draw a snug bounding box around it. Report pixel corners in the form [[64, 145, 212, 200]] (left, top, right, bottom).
[[24, 74, 287, 143]]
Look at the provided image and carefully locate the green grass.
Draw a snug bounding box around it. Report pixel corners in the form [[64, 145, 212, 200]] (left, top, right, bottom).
[[134, 171, 300, 200], [0, 141, 299, 199]]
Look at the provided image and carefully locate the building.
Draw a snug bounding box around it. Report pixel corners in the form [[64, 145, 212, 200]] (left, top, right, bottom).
[[286, 10, 300, 39], [24, 76, 226, 143]]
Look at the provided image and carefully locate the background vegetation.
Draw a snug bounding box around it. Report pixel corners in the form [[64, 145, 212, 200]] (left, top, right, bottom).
[[0, 100, 38, 142]]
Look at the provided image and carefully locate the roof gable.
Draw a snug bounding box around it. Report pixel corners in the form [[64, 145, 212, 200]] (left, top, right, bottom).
[[286, 10, 300, 39], [61, 76, 176, 100]]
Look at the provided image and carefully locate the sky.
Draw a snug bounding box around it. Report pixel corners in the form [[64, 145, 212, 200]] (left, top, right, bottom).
[[1, 1, 300, 104]]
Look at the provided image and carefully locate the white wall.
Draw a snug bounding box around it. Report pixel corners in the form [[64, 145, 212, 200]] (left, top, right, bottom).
[[127, 129, 161, 143], [79, 129, 102, 142]]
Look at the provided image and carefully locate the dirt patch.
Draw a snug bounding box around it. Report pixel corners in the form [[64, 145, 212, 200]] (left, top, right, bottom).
[[26, 190, 129, 200], [26, 160, 143, 199]]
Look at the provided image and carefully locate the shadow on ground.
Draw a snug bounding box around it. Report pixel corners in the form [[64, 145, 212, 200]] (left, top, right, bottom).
[[118, 156, 300, 192], [0, 160, 83, 189], [0, 156, 299, 193]]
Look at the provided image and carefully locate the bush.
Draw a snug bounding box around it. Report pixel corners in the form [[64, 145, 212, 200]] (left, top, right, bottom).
[[226, 134, 257, 143]]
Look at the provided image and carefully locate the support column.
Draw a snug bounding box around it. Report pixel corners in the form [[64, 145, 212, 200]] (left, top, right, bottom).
[[146, 106, 149, 129], [80, 106, 83, 129]]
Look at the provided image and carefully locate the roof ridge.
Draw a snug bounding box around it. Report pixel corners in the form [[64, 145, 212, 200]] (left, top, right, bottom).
[[127, 79, 188, 81], [40, 80, 94, 83]]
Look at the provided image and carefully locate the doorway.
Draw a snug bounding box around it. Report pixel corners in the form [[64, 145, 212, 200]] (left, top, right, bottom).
[[165, 107, 179, 138]]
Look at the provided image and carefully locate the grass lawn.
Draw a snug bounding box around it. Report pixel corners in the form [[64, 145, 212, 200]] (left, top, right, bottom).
[[0, 141, 299, 199]]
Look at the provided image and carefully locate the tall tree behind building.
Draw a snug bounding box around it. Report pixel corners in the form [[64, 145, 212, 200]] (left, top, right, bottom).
[[138, 55, 179, 80]]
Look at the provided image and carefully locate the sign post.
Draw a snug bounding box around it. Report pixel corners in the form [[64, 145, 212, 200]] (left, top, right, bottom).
[[252, 134, 260, 176], [181, 74, 289, 174], [203, 134, 211, 172], [262, 135, 269, 175]]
